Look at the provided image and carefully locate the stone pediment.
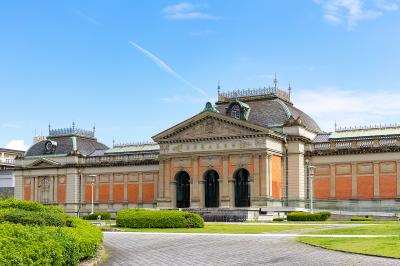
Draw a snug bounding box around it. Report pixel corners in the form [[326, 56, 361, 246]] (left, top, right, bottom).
[[27, 158, 60, 168], [153, 111, 281, 142]]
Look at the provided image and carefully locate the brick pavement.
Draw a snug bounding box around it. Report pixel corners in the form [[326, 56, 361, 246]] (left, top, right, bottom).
[[103, 232, 400, 266]]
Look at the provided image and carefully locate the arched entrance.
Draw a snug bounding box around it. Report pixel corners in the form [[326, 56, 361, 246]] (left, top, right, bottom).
[[204, 170, 219, 208], [175, 171, 190, 208], [234, 168, 250, 207]]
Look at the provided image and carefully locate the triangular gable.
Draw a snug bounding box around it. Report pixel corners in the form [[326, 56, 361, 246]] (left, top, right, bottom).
[[28, 158, 61, 168], [152, 110, 284, 142]]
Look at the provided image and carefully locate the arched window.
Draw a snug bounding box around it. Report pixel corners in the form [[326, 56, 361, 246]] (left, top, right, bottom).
[[230, 104, 241, 119]]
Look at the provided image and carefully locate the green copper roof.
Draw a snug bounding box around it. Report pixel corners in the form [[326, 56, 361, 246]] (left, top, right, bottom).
[[330, 127, 400, 139], [105, 143, 160, 154], [203, 102, 219, 113]]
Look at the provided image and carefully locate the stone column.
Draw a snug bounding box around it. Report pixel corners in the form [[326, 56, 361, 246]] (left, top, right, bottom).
[[14, 173, 24, 200], [49, 176, 54, 203], [229, 178, 235, 207], [351, 163, 357, 199], [153, 173, 158, 203], [109, 174, 114, 203], [123, 174, 128, 203], [165, 159, 171, 200], [191, 156, 200, 207], [260, 154, 266, 196], [267, 154, 273, 197], [330, 164, 336, 199], [158, 160, 165, 199], [95, 175, 99, 203], [252, 154, 260, 198], [397, 161, 400, 198], [374, 161, 380, 198], [30, 177, 35, 201], [65, 168, 79, 212], [221, 155, 230, 207], [54, 176, 58, 203], [34, 177, 39, 202], [138, 173, 143, 207]]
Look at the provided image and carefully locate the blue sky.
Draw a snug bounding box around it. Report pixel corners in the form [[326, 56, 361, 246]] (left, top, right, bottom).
[[1, 0, 400, 150]]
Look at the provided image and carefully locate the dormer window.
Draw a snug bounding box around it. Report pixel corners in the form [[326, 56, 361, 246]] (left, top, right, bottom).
[[230, 104, 241, 119]]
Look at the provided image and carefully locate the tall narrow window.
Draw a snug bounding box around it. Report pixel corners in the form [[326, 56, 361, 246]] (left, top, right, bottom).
[[231, 105, 241, 119]]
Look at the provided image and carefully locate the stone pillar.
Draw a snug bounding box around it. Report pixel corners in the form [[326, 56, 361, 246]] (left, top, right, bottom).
[[123, 174, 128, 203], [287, 141, 306, 205], [95, 175, 99, 203], [374, 161, 380, 198], [165, 159, 171, 200], [252, 154, 260, 198], [54, 176, 58, 203], [109, 174, 114, 203], [260, 154, 267, 196], [153, 173, 158, 203], [49, 176, 54, 203], [267, 154, 273, 197], [397, 161, 400, 198], [138, 173, 143, 207], [34, 177, 39, 202], [229, 178, 235, 207], [221, 155, 230, 207], [330, 164, 336, 199], [14, 172, 24, 200], [80, 174, 84, 205], [65, 168, 79, 212], [158, 160, 165, 199], [351, 163, 357, 199], [191, 156, 200, 207], [30, 176, 35, 201]]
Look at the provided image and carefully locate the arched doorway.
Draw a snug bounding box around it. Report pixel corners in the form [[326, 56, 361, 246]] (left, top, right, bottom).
[[204, 170, 219, 208], [175, 171, 190, 208], [234, 168, 250, 207]]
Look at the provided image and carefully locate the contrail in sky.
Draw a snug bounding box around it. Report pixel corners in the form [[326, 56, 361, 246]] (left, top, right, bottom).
[[129, 41, 209, 99]]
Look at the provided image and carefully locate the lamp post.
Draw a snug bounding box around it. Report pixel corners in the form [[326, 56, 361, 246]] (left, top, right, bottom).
[[305, 160, 315, 213], [88, 175, 96, 214]]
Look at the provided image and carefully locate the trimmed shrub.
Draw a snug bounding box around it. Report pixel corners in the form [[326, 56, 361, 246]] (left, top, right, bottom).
[[273, 217, 285, 222], [351, 217, 374, 221], [287, 211, 331, 221], [0, 208, 66, 227], [0, 199, 103, 265], [116, 209, 204, 228], [83, 212, 111, 220]]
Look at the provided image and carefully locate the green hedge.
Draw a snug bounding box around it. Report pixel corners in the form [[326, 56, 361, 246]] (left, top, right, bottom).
[[0, 199, 103, 265], [83, 212, 111, 220], [0, 208, 66, 227], [350, 217, 374, 221], [116, 209, 204, 228], [272, 217, 285, 222], [287, 211, 331, 221]]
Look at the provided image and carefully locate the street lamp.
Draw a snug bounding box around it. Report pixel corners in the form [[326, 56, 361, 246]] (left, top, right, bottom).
[[305, 160, 315, 213], [87, 175, 96, 214]]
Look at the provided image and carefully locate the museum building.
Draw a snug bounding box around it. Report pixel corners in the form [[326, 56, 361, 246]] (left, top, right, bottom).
[[14, 86, 400, 214]]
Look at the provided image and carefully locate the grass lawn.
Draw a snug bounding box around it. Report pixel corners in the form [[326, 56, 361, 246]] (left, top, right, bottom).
[[113, 223, 321, 234], [298, 223, 400, 258]]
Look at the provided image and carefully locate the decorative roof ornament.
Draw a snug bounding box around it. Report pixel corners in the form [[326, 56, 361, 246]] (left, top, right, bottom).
[[288, 82, 292, 100], [217, 80, 221, 96], [203, 102, 219, 113], [273, 73, 278, 89], [48, 125, 95, 138]]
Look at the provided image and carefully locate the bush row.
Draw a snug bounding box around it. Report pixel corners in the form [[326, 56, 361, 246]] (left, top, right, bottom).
[[350, 217, 374, 221], [116, 209, 204, 228], [82, 212, 111, 220], [287, 211, 331, 221], [0, 208, 67, 227], [0, 217, 102, 266]]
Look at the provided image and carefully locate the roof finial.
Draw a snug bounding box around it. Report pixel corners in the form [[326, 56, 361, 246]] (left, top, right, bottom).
[[48, 121, 51, 135], [93, 123, 96, 135], [112, 138, 115, 148], [72, 121, 76, 130], [288, 82, 292, 100], [334, 121, 337, 131], [273, 73, 278, 89], [217, 80, 221, 97]]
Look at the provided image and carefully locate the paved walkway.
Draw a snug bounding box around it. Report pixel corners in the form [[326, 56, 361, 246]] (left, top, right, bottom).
[[103, 232, 400, 266]]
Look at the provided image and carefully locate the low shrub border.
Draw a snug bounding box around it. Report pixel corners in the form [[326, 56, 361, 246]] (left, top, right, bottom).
[[83, 212, 112, 220], [287, 211, 331, 221], [116, 209, 204, 228], [272, 217, 285, 222], [350, 217, 374, 221]]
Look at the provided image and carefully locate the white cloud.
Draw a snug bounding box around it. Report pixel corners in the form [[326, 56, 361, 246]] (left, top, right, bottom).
[[74, 10, 102, 26], [314, 0, 398, 27], [162, 3, 220, 20], [293, 86, 400, 132], [129, 41, 210, 99], [6, 140, 27, 151]]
